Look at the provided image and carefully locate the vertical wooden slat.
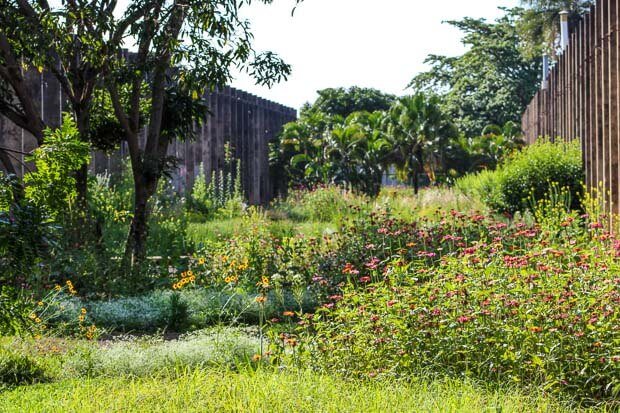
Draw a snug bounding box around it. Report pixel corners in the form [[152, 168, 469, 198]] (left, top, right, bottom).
[[602, 0, 611, 217], [617, 0, 620, 217], [590, 7, 597, 188], [609, 0, 619, 216], [596, 2, 603, 190]]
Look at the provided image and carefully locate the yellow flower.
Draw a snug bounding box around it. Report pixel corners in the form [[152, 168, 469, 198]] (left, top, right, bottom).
[[38, 301, 44, 307], [198, 258, 206, 265], [54, 285, 62, 292], [257, 276, 270, 288], [35, 318, 42, 324], [78, 315, 85, 322], [29, 313, 37, 320], [81, 308, 87, 315]]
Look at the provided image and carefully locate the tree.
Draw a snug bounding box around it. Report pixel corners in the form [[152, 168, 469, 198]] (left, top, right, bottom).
[[323, 111, 390, 196], [100, 0, 297, 263], [517, 1, 593, 58], [384, 94, 457, 193], [0, 0, 117, 203], [409, 10, 541, 138], [301, 86, 395, 118], [273, 111, 341, 189]]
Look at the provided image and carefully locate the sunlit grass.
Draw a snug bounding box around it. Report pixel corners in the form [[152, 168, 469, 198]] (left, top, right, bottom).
[[0, 368, 579, 413]]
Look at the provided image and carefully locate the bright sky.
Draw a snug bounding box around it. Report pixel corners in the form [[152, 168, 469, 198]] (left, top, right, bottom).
[[233, 0, 518, 110]]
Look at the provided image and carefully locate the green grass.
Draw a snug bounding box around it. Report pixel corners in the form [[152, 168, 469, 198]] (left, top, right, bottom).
[[187, 218, 336, 244], [0, 369, 578, 413]]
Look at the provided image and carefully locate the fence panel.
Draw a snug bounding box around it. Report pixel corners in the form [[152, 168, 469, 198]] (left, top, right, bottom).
[[521, 0, 620, 216]]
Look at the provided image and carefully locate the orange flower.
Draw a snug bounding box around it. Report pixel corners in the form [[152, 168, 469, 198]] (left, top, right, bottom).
[[283, 311, 295, 317], [252, 354, 262, 362], [255, 295, 267, 304]]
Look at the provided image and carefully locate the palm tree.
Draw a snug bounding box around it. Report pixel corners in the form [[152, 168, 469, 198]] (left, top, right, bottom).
[[323, 111, 391, 196], [384, 94, 455, 193], [518, 0, 593, 58]]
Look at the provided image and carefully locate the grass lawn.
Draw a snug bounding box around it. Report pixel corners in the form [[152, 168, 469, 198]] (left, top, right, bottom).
[[0, 369, 574, 413]]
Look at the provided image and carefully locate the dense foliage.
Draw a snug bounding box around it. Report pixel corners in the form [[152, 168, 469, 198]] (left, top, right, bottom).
[[295, 206, 618, 403], [457, 140, 583, 214], [272, 93, 466, 195], [300, 87, 396, 118], [410, 11, 541, 138], [517, 1, 594, 58]]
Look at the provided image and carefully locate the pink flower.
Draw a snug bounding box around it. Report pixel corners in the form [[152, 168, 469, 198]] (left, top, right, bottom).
[[342, 263, 360, 275], [365, 257, 381, 270], [359, 276, 372, 284]]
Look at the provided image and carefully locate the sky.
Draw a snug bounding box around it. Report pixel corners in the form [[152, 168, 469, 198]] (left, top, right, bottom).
[[233, 0, 519, 110]]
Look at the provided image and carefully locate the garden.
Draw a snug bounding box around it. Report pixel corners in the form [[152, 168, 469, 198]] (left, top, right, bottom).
[[1, 136, 618, 411], [1, 0, 619, 412]]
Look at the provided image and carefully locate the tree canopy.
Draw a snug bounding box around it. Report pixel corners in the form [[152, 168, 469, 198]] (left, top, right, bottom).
[[517, 0, 593, 58], [301, 87, 395, 118], [409, 10, 541, 138]]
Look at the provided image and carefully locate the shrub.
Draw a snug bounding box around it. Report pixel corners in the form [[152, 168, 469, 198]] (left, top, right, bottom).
[[188, 147, 245, 220], [455, 140, 583, 214], [454, 169, 504, 211], [0, 349, 48, 388], [499, 140, 583, 213], [23, 115, 90, 217]]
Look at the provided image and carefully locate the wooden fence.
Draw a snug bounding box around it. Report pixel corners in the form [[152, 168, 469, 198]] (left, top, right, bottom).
[[521, 0, 620, 216], [0, 77, 296, 205]]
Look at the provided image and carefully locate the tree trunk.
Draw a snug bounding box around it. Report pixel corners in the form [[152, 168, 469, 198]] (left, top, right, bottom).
[[124, 172, 159, 266], [0, 148, 24, 203], [124, 178, 150, 265], [413, 146, 424, 194], [74, 108, 91, 208]]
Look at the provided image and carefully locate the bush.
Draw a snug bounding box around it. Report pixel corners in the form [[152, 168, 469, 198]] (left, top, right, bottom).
[[455, 140, 583, 214], [454, 169, 504, 211], [0, 349, 48, 388], [499, 140, 583, 213]]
